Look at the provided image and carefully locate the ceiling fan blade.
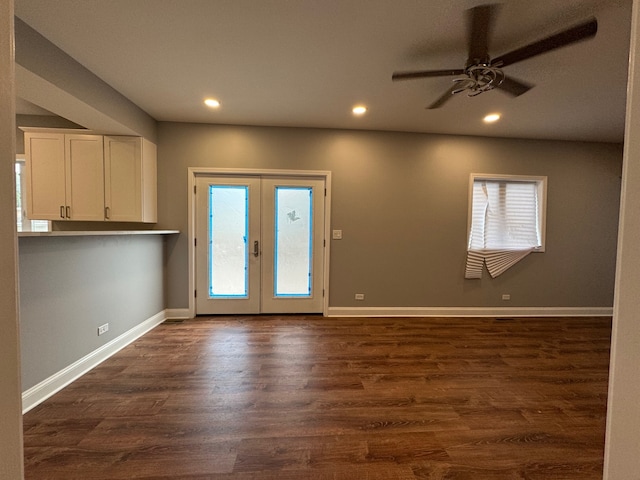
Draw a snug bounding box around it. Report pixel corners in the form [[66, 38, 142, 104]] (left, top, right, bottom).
[[496, 76, 533, 97], [467, 4, 495, 64], [492, 18, 597, 68], [427, 85, 459, 109], [392, 69, 465, 81]]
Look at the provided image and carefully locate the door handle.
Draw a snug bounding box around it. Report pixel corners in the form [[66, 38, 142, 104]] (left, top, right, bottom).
[[105, 206, 110, 219], [253, 240, 260, 257], [60, 206, 65, 219], [65, 206, 71, 219]]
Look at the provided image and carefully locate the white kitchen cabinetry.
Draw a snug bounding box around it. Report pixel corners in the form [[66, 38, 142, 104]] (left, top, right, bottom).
[[23, 129, 157, 223], [25, 132, 104, 221], [104, 136, 157, 223]]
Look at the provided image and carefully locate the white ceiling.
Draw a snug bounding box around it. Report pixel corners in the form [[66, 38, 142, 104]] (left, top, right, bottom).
[[14, 0, 632, 143]]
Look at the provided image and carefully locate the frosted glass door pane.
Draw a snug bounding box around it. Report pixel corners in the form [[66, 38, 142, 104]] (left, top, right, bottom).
[[275, 187, 312, 296], [209, 186, 248, 297]]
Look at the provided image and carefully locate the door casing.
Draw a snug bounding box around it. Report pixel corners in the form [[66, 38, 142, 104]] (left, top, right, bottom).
[[187, 167, 332, 318]]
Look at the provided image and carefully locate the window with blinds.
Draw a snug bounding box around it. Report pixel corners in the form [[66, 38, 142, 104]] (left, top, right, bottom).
[[465, 174, 546, 278]]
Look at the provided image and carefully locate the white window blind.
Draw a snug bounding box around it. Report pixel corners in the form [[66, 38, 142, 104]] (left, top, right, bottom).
[[469, 180, 541, 250], [466, 175, 546, 279]]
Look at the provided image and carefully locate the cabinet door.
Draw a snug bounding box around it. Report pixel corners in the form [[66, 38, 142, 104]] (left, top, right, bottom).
[[104, 136, 142, 222], [25, 132, 66, 220], [65, 135, 105, 221]]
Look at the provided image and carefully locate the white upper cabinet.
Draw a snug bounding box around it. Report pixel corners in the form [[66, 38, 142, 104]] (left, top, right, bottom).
[[25, 132, 104, 221], [23, 129, 157, 223], [104, 136, 157, 223], [24, 132, 66, 220], [65, 134, 105, 221]]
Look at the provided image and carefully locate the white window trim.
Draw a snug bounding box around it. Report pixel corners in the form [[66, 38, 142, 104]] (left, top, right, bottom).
[[467, 173, 547, 253], [15, 155, 51, 233]]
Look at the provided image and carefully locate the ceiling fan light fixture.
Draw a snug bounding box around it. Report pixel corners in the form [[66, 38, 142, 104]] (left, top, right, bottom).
[[453, 65, 505, 97]]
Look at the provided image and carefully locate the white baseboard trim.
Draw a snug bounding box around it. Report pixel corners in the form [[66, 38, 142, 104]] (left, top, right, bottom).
[[326, 306, 613, 318], [165, 308, 190, 320], [22, 310, 167, 414]]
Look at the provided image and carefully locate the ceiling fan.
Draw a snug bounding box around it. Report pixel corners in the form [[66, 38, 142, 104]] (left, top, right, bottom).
[[392, 4, 598, 109]]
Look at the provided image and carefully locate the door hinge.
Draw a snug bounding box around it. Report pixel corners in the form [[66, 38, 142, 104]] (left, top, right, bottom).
[[323, 239, 326, 247], [194, 289, 197, 298], [324, 188, 327, 196], [323, 289, 325, 297], [194, 237, 197, 247], [194, 185, 196, 194]]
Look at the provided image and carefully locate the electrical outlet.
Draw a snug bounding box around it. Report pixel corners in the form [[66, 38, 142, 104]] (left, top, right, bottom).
[[501, 294, 511, 301], [355, 293, 365, 300], [98, 323, 109, 336]]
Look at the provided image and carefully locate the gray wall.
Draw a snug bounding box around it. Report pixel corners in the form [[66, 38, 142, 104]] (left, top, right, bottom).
[[157, 122, 622, 310], [15, 114, 83, 155], [15, 18, 157, 142], [19, 234, 165, 390]]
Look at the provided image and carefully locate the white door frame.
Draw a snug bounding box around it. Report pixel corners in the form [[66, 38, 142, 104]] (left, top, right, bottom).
[[187, 167, 332, 318]]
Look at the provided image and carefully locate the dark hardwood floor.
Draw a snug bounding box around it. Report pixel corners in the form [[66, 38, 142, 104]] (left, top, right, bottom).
[[23, 316, 611, 479]]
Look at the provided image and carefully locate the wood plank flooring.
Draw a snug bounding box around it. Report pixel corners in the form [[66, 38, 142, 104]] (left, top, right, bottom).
[[23, 316, 611, 479]]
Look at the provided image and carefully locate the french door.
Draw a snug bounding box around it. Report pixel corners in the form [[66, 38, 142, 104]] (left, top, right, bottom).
[[195, 175, 325, 314]]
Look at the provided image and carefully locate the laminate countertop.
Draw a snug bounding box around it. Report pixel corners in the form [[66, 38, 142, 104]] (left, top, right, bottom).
[[18, 230, 179, 237]]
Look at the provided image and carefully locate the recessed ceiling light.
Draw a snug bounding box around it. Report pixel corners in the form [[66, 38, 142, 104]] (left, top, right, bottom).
[[204, 98, 220, 108], [352, 105, 367, 116], [483, 113, 501, 123]]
